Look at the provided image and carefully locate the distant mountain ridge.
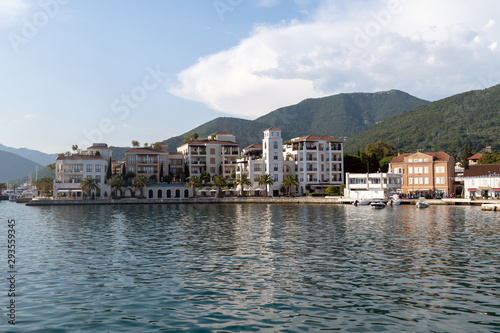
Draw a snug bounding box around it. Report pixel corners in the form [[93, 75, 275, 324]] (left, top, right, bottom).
[[0, 143, 58, 166], [0, 150, 43, 183], [161, 89, 430, 154], [344, 84, 500, 155]]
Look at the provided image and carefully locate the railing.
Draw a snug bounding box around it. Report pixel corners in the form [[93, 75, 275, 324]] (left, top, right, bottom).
[[63, 170, 83, 173], [306, 158, 317, 161]]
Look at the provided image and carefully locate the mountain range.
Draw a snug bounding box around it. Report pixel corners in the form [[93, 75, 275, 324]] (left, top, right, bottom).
[[4, 84, 500, 183], [344, 84, 500, 155], [0, 150, 43, 183]]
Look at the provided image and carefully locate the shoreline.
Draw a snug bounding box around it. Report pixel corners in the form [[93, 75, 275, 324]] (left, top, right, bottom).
[[23, 197, 494, 206]]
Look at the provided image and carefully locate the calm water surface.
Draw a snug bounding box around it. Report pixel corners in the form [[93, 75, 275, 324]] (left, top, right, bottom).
[[1, 202, 500, 332]]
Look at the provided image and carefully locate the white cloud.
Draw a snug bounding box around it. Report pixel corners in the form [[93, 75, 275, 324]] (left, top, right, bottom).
[[170, 0, 500, 118], [0, 0, 31, 29]]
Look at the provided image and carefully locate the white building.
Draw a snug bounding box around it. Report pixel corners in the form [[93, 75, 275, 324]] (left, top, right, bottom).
[[262, 127, 284, 196], [54, 143, 112, 199], [344, 172, 403, 200], [285, 135, 343, 195], [459, 164, 500, 199]]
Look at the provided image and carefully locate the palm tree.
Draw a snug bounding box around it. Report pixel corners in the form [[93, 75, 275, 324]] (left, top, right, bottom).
[[80, 177, 100, 199], [212, 175, 226, 197], [106, 174, 125, 198], [282, 174, 299, 196], [185, 176, 201, 197], [235, 175, 252, 196], [200, 171, 211, 183], [134, 174, 150, 198], [258, 174, 274, 197]]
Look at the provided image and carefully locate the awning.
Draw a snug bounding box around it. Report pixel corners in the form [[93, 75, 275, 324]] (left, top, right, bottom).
[[468, 188, 477, 191], [57, 189, 83, 192], [478, 187, 490, 190]]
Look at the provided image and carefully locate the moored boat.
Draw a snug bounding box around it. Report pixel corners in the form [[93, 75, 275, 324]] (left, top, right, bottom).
[[370, 201, 386, 209], [416, 197, 429, 208]]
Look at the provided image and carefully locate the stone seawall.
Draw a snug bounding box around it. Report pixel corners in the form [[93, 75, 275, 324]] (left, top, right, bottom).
[[26, 196, 343, 206]]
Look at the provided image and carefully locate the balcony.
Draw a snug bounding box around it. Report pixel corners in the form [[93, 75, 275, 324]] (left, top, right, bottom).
[[306, 168, 318, 172]]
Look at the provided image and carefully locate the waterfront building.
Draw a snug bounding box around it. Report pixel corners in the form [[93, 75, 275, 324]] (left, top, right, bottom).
[[389, 152, 455, 197], [177, 132, 239, 180], [125, 142, 170, 182], [54, 143, 112, 198], [262, 127, 284, 196], [236, 144, 266, 196], [344, 172, 402, 199], [458, 164, 500, 199], [284, 135, 344, 195]]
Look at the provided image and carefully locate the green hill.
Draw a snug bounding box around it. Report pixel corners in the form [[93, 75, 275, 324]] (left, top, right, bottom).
[[344, 84, 500, 156], [160, 90, 429, 152]]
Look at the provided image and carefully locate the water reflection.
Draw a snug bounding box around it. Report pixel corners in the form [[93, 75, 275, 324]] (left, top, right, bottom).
[[1, 202, 500, 332]]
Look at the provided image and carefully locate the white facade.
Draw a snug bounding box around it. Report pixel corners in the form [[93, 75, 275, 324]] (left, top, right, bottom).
[[285, 135, 343, 195], [262, 127, 283, 196], [54, 144, 112, 198], [344, 172, 403, 200]]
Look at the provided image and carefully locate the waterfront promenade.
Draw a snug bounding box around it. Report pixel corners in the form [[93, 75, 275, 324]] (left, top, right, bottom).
[[25, 197, 494, 206]]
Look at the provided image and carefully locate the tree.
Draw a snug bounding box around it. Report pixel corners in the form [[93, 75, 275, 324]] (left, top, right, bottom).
[[200, 171, 211, 183], [143, 142, 149, 148], [210, 133, 216, 140], [134, 174, 150, 198], [461, 143, 473, 167], [185, 176, 201, 197], [80, 177, 99, 199], [364, 141, 396, 161], [159, 163, 164, 182], [106, 157, 112, 181], [106, 174, 125, 198], [258, 174, 274, 197], [212, 175, 226, 197], [183, 132, 199, 143], [235, 174, 252, 196], [131, 140, 140, 148], [33, 177, 54, 197], [71, 144, 78, 154], [47, 163, 56, 172], [152, 142, 162, 149], [282, 174, 299, 196], [325, 185, 340, 196], [478, 152, 500, 165], [0, 183, 6, 196]]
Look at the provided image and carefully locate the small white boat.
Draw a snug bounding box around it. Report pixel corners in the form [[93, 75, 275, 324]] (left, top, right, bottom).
[[370, 201, 386, 209], [353, 199, 371, 206], [416, 197, 429, 208]]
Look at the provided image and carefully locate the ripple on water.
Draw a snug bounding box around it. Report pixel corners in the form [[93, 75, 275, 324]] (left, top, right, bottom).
[[1, 203, 500, 332]]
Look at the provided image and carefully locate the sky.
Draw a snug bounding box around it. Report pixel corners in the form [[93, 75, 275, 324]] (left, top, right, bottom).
[[1, 0, 499, 154]]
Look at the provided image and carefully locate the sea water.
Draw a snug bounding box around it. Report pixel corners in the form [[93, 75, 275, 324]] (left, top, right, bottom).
[[1, 202, 500, 332]]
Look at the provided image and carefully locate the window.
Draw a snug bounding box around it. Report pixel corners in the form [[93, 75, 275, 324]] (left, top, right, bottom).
[[161, 157, 166, 164], [128, 156, 135, 164], [274, 164, 278, 171], [409, 167, 413, 174], [210, 148, 215, 155], [436, 166, 445, 173], [95, 165, 102, 172], [254, 175, 259, 181], [409, 159, 412, 162], [419, 177, 423, 184], [424, 167, 429, 174], [273, 174, 278, 181], [273, 152, 278, 160], [441, 177, 445, 184], [424, 177, 429, 184], [86, 164, 92, 172], [409, 177, 413, 185], [254, 164, 262, 172], [273, 141, 278, 149], [96, 175, 101, 183], [129, 166, 135, 172]]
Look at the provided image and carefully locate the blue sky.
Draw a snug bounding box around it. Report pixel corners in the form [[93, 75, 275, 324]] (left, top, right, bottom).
[[1, 0, 499, 154]]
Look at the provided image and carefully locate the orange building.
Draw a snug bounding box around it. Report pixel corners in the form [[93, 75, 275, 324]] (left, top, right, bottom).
[[390, 152, 455, 197]]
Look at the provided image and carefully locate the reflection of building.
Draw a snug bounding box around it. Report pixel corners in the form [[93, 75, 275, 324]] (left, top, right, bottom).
[[460, 164, 500, 198], [177, 132, 239, 179], [344, 172, 402, 199], [54, 143, 112, 198], [390, 152, 455, 197]]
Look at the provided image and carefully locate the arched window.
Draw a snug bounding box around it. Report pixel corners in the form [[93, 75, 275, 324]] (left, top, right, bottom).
[[167, 190, 172, 198], [148, 190, 153, 198], [157, 190, 162, 198], [184, 189, 189, 198], [175, 189, 180, 198]]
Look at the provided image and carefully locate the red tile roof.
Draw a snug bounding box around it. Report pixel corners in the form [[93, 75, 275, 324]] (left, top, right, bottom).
[[125, 148, 169, 154], [178, 140, 238, 146], [215, 131, 233, 135], [468, 153, 483, 160], [292, 135, 340, 142], [464, 164, 500, 177], [265, 127, 281, 131], [391, 152, 452, 163], [243, 144, 262, 150], [57, 155, 105, 161]]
